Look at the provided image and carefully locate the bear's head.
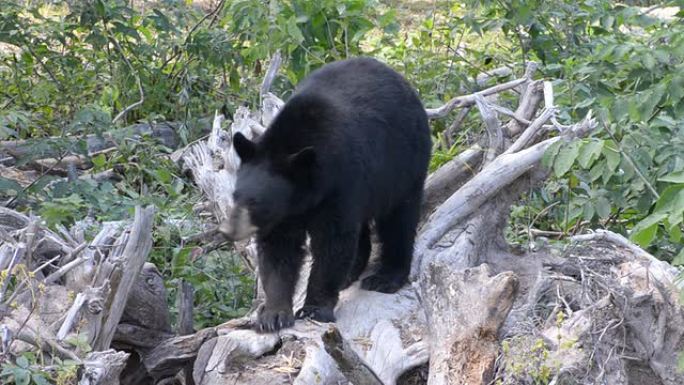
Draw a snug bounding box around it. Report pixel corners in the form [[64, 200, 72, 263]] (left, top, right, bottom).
[[219, 132, 317, 240]]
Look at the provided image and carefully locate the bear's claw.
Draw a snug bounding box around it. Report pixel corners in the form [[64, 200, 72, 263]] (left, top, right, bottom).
[[255, 307, 294, 333], [295, 305, 335, 323]]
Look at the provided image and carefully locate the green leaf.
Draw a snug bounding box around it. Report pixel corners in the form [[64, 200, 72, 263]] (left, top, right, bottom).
[[673, 248, 684, 266], [630, 212, 667, 247], [286, 17, 305, 44], [14, 369, 29, 385], [154, 168, 172, 184], [92, 153, 106, 168], [588, 160, 605, 182], [659, 171, 684, 184], [602, 140, 620, 172], [596, 197, 611, 219], [653, 185, 684, 223], [0, 177, 22, 194], [670, 74, 684, 102], [171, 246, 192, 277], [553, 140, 582, 177], [670, 224, 682, 244], [542, 139, 562, 169], [583, 201, 595, 222], [654, 49, 670, 64], [16, 355, 29, 369], [628, 96, 641, 121], [575, 97, 595, 109], [95, 0, 106, 17], [611, 97, 629, 121], [578, 140, 604, 169], [32, 373, 51, 385], [638, 83, 666, 121], [642, 53, 656, 70]]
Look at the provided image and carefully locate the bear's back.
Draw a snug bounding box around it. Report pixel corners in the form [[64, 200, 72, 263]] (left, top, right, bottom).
[[260, 58, 431, 216], [296, 57, 422, 117], [265, 58, 428, 149]]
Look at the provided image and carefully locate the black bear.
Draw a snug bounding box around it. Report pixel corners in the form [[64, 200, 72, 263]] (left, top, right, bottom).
[[222, 57, 431, 332]]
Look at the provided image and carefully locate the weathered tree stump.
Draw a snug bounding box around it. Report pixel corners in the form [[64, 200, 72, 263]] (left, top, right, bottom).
[[420, 264, 518, 385]]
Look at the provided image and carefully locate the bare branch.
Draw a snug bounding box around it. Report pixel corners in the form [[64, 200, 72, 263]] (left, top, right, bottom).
[[260, 50, 283, 98], [442, 105, 472, 148], [504, 108, 555, 155], [92, 205, 155, 351], [421, 147, 483, 220], [44, 254, 89, 284], [109, 32, 144, 124], [426, 76, 529, 119], [426, 62, 538, 120], [15, 328, 81, 362], [475, 95, 504, 165], [415, 110, 596, 260], [322, 325, 385, 385], [0, 246, 24, 303]]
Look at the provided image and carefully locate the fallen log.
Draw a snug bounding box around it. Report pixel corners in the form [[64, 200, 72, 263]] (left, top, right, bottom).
[[1, 122, 183, 161]]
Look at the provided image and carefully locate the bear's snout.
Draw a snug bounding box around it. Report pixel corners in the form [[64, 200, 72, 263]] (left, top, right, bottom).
[[219, 206, 258, 240]]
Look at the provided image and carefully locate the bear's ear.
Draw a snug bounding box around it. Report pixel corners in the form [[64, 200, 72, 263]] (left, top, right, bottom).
[[233, 132, 256, 162], [287, 147, 316, 170]]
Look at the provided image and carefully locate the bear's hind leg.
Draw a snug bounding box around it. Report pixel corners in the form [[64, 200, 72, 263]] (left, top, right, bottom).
[[297, 225, 359, 322], [255, 223, 306, 332], [344, 222, 371, 288], [362, 191, 421, 293]]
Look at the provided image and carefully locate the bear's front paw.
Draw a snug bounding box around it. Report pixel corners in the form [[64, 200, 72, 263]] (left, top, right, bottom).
[[255, 306, 294, 333], [361, 271, 407, 293], [295, 305, 335, 323]]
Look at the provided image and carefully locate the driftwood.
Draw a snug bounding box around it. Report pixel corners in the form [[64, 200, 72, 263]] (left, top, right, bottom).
[[0, 200, 223, 384], [142, 327, 217, 379], [79, 350, 130, 385], [92, 206, 155, 351], [0, 205, 194, 384]]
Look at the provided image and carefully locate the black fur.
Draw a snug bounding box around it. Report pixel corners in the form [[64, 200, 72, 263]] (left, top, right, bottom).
[[232, 57, 431, 332]]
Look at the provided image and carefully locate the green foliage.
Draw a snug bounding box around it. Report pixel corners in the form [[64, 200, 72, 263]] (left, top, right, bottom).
[[500, 337, 559, 385], [429, 142, 463, 172], [1, 352, 78, 385], [63, 333, 92, 355], [0, 0, 393, 138]]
